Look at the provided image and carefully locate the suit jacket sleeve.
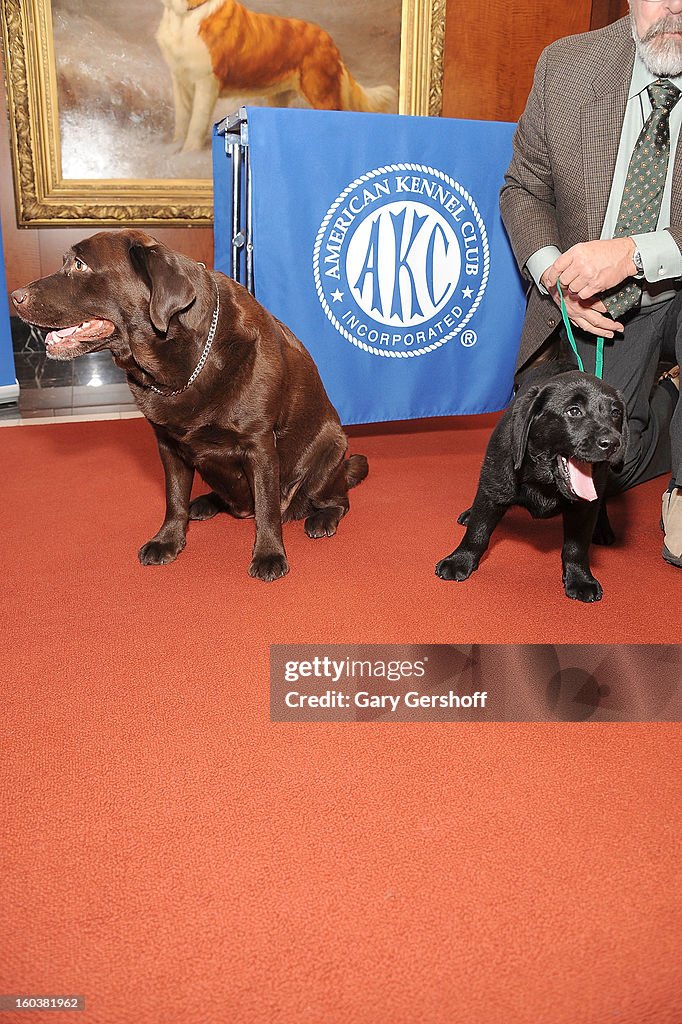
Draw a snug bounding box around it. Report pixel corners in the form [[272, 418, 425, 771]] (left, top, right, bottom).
[[499, 46, 562, 278]]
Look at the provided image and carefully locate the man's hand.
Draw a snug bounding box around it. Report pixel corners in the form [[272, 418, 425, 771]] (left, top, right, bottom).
[[540, 275, 624, 338], [543, 238, 637, 299]]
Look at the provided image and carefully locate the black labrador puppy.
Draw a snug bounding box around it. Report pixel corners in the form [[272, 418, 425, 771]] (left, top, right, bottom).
[[435, 361, 629, 602]]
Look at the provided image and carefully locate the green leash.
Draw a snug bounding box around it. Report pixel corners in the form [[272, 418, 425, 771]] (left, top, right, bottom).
[[556, 281, 605, 380]]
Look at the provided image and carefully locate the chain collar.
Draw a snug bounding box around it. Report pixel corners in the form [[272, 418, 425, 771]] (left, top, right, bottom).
[[143, 280, 220, 398]]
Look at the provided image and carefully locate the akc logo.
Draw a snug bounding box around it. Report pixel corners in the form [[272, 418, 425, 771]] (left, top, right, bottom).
[[313, 163, 489, 359]]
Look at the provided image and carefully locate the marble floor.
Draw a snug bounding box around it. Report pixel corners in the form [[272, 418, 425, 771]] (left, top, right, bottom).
[[0, 318, 141, 427]]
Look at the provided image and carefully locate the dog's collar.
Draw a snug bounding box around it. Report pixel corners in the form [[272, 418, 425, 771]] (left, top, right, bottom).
[[143, 280, 220, 398]]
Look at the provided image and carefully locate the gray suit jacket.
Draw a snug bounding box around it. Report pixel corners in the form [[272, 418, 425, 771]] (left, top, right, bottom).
[[500, 17, 682, 372]]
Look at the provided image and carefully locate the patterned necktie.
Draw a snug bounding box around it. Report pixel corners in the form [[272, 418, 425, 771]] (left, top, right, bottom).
[[603, 78, 681, 319]]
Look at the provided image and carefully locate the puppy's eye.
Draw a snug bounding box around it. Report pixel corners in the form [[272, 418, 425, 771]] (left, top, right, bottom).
[[73, 258, 89, 272], [611, 408, 622, 421], [566, 406, 583, 417]]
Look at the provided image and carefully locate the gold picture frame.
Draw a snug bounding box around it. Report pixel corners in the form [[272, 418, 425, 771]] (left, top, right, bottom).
[[0, 0, 446, 227]]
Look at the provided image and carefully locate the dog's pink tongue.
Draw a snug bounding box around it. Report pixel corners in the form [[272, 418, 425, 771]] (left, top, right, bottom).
[[568, 458, 598, 501]]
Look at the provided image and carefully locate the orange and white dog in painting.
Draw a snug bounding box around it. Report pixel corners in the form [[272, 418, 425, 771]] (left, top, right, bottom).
[[156, 0, 397, 152]]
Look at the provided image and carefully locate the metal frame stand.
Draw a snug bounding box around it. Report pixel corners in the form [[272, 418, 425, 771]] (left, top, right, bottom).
[[215, 107, 254, 293]]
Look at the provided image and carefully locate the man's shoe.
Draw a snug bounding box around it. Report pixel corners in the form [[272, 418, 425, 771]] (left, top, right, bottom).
[[661, 487, 682, 567]]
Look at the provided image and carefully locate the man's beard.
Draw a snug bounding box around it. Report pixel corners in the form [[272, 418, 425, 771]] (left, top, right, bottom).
[[631, 12, 682, 76]]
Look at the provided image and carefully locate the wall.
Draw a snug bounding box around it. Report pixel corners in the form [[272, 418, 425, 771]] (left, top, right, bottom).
[[0, 0, 628, 293], [442, 0, 628, 121]]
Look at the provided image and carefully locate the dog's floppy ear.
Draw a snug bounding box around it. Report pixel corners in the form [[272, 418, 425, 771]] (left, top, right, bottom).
[[129, 241, 197, 333], [510, 384, 546, 471]]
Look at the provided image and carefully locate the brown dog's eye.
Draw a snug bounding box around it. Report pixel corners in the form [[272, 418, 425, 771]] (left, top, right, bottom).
[[566, 406, 583, 417], [73, 258, 89, 272], [611, 408, 622, 421]]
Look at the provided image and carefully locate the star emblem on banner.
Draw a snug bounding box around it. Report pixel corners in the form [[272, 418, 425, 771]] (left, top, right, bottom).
[[331, 289, 344, 302], [462, 286, 474, 299]]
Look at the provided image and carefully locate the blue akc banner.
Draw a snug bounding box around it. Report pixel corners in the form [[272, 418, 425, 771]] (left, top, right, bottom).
[[214, 109, 526, 425], [0, 214, 18, 403]]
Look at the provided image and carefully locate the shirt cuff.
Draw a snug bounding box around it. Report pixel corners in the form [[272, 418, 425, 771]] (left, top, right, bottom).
[[630, 231, 682, 283], [525, 245, 562, 295]]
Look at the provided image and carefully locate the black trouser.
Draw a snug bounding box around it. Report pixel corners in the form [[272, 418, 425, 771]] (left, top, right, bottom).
[[569, 291, 682, 494]]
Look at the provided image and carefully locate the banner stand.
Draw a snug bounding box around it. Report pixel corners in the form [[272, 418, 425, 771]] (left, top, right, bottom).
[[0, 214, 19, 407], [215, 108, 253, 292], [212, 107, 526, 425], [0, 380, 19, 407]]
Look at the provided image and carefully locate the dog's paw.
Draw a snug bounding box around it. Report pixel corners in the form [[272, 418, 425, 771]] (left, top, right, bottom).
[[435, 551, 478, 582], [457, 507, 472, 526], [138, 538, 185, 566], [189, 493, 224, 521], [563, 574, 603, 603], [249, 553, 289, 582], [304, 509, 341, 539]]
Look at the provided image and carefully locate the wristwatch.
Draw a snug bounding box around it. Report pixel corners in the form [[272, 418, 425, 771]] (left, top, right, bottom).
[[631, 244, 645, 279]]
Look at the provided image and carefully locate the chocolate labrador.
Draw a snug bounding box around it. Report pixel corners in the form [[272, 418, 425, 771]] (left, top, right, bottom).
[[435, 362, 629, 602], [12, 230, 368, 581]]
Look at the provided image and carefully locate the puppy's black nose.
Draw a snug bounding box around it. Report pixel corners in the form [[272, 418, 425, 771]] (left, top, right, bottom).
[[11, 288, 28, 307], [597, 434, 619, 455]]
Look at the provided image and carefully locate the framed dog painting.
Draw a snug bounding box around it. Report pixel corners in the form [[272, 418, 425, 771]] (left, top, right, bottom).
[[0, 0, 446, 226]]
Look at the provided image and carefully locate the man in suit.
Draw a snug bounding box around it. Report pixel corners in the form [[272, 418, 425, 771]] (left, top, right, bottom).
[[500, 0, 682, 568]]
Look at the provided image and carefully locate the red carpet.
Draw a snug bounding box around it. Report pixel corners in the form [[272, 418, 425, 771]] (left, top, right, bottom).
[[1, 416, 680, 1023]]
